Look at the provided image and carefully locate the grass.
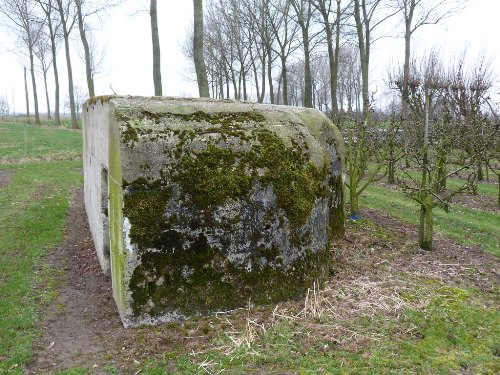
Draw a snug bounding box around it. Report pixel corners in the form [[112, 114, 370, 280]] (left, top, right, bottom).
[[0, 122, 82, 162], [0, 161, 83, 373], [358, 184, 500, 256], [0, 122, 83, 372], [137, 281, 499, 374]]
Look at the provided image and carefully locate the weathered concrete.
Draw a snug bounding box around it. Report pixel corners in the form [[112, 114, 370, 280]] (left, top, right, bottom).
[[83, 96, 345, 327]]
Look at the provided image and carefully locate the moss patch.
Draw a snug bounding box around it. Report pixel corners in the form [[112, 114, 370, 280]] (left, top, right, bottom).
[[122, 178, 172, 247], [129, 233, 329, 318], [174, 129, 327, 227], [174, 144, 253, 208]]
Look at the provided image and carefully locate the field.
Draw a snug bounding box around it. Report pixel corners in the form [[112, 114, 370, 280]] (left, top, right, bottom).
[[0, 121, 498, 374]]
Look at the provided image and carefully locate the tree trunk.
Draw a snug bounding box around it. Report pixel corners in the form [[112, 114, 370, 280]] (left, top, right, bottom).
[[476, 159, 483, 181], [281, 55, 288, 106], [330, 174, 345, 238], [332, 0, 341, 116], [150, 0, 162, 96], [303, 29, 312, 108], [418, 91, 433, 250], [436, 145, 447, 192], [266, 45, 274, 104], [388, 157, 396, 184], [43, 70, 51, 120], [259, 49, 266, 103], [48, 22, 60, 125], [193, 0, 210, 98], [28, 45, 41, 125], [353, 0, 370, 119], [24, 66, 31, 124], [419, 202, 433, 250], [349, 189, 360, 219], [401, 1, 415, 117], [57, 0, 79, 129], [75, 0, 95, 97]]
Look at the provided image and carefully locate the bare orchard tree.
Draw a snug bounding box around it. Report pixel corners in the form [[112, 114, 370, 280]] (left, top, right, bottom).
[[442, 51, 494, 181], [398, 51, 476, 250], [36, 0, 62, 125], [193, 0, 209, 97], [392, 0, 466, 117], [0, 0, 44, 125]]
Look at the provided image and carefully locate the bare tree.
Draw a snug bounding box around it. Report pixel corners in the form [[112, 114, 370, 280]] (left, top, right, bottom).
[[312, 0, 350, 116], [269, 0, 300, 105], [65, 85, 87, 119], [36, 0, 62, 125], [33, 30, 53, 119], [0, 0, 45, 125], [55, 0, 78, 128], [193, 0, 209, 97], [393, 0, 466, 117], [290, 0, 316, 108], [0, 95, 9, 117], [74, 0, 94, 96], [24, 66, 31, 122], [353, 0, 397, 118], [150, 0, 162, 95]]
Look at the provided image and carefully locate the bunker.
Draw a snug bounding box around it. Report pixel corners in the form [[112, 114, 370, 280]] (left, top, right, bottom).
[[83, 96, 344, 327]]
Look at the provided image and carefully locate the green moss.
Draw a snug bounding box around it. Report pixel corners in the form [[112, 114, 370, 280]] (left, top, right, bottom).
[[168, 111, 265, 127], [86, 95, 114, 106], [174, 144, 253, 208], [108, 121, 126, 315], [173, 129, 327, 227], [122, 123, 138, 143], [253, 130, 328, 226], [122, 178, 172, 247], [129, 233, 329, 317]]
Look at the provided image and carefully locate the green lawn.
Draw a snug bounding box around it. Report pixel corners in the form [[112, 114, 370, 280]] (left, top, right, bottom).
[[358, 184, 500, 256], [0, 122, 82, 161]]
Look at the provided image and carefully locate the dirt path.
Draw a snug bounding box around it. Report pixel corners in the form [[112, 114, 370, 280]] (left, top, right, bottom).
[[26, 190, 128, 374]]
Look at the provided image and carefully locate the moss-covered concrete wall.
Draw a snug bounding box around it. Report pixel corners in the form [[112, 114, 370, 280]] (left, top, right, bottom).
[[84, 96, 344, 327]]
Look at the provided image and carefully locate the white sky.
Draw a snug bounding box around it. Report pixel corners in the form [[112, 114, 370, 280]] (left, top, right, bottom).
[[0, 0, 499, 114]]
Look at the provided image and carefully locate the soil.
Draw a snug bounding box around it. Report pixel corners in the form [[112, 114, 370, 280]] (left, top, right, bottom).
[[26, 189, 499, 374], [0, 169, 14, 189]]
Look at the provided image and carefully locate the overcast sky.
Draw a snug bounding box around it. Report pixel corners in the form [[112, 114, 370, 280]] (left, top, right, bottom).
[[0, 0, 498, 114]]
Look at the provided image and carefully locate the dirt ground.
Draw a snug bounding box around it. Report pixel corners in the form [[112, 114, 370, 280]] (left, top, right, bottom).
[[25, 189, 499, 374], [0, 170, 14, 189]]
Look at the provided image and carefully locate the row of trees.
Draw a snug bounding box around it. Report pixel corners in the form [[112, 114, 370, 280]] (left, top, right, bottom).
[[188, 0, 467, 119], [0, 0, 119, 128]]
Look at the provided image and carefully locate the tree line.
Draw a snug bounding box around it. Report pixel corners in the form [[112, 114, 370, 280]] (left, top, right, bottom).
[[0, 0, 120, 129]]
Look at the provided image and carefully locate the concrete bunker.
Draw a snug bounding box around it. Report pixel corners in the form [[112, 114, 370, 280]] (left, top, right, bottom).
[[83, 96, 345, 327]]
